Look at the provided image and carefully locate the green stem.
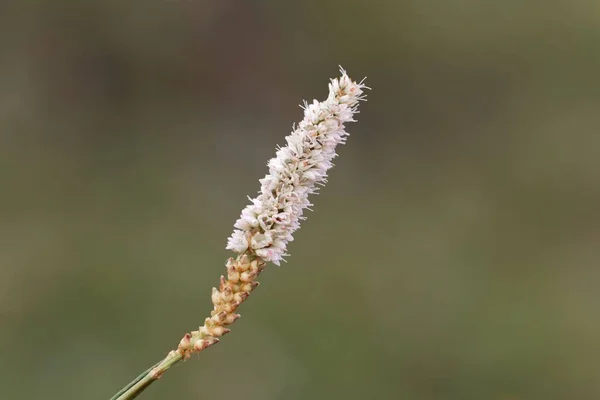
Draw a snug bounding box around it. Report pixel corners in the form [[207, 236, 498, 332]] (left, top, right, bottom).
[[109, 361, 159, 400], [110, 352, 184, 400]]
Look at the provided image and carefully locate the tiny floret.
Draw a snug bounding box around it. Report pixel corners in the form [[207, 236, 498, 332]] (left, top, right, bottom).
[[226, 230, 248, 253], [226, 67, 367, 265]]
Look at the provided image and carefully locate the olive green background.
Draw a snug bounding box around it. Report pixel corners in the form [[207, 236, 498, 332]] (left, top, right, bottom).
[[1, 1, 599, 399]]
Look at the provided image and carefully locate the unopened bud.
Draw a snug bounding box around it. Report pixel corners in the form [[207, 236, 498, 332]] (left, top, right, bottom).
[[194, 337, 219, 351], [226, 257, 235, 268], [236, 260, 250, 272], [224, 301, 240, 313], [211, 311, 227, 323], [211, 288, 221, 305], [228, 270, 240, 283], [249, 260, 259, 273], [224, 313, 241, 324], [199, 326, 210, 336], [221, 287, 233, 302], [227, 263, 236, 274], [241, 281, 259, 292], [178, 333, 192, 351], [240, 271, 255, 282], [240, 254, 251, 266], [234, 292, 249, 303], [211, 326, 231, 337]]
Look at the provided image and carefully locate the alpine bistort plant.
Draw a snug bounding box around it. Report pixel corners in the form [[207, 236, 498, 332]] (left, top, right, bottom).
[[110, 68, 368, 400]]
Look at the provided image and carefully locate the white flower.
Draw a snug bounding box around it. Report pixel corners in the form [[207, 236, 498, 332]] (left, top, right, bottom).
[[250, 232, 273, 250], [226, 230, 248, 253], [226, 67, 367, 265]]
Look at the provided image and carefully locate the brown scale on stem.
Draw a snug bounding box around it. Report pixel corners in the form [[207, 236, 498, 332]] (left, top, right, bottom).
[[175, 253, 266, 359]]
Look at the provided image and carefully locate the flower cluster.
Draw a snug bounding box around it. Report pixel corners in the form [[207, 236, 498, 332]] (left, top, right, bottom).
[[112, 69, 368, 400], [175, 68, 366, 360], [227, 68, 367, 265]]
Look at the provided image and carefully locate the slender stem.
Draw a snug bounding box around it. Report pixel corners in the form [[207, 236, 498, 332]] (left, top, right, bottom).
[[111, 352, 183, 400], [109, 361, 160, 400]]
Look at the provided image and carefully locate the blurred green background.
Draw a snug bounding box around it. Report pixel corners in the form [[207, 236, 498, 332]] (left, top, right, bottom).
[[1, 1, 599, 399]]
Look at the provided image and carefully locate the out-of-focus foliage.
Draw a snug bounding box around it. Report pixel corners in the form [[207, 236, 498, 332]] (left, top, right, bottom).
[[1, 1, 599, 399]]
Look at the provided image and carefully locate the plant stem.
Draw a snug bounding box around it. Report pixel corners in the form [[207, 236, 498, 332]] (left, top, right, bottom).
[[110, 352, 183, 400], [109, 362, 159, 400]]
